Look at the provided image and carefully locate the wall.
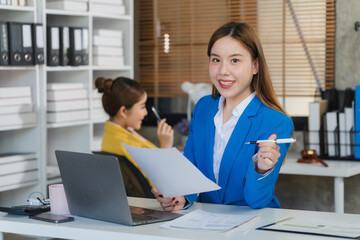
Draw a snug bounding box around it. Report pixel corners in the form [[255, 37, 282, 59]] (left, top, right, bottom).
[[335, 0, 360, 90], [276, 0, 360, 213]]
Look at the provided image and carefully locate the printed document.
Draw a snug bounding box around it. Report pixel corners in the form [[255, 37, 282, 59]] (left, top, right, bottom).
[[258, 217, 360, 238], [122, 144, 220, 197], [161, 209, 258, 232]]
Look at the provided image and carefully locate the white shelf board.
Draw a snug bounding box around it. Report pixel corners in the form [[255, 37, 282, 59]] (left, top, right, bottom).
[[46, 66, 90, 72], [91, 65, 131, 71], [0, 66, 37, 71], [92, 118, 108, 124], [0, 5, 35, 12], [91, 13, 131, 20], [47, 120, 90, 129], [47, 177, 62, 185], [0, 123, 38, 132], [0, 180, 38, 193], [45, 9, 89, 16]]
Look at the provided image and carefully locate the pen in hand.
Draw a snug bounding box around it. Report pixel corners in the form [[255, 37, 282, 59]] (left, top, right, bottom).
[[245, 138, 296, 144], [151, 106, 161, 122]]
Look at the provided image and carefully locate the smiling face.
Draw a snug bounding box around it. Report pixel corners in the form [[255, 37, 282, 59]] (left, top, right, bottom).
[[122, 92, 148, 130], [209, 36, 258, 106]]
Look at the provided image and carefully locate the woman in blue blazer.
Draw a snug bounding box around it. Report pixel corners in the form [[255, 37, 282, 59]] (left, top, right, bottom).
[[153, 22, 294, 210]]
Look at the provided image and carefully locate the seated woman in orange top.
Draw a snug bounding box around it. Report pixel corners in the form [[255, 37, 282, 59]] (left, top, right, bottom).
[[95, 76, 174, 190]]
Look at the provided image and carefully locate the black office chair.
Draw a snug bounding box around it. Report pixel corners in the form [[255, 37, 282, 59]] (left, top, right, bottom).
[[92, 151, 155, 199]]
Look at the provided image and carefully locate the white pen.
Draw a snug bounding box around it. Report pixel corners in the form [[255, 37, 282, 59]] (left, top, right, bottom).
[[245, 138, 296, 144], [151, 106, 161, 121]]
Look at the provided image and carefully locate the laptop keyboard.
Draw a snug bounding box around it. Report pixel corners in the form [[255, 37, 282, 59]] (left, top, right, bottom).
[[132, 213, 157, 222]]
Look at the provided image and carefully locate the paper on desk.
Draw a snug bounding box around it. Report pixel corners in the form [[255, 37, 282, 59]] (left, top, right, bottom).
[[161, 209, 258, 232], [122, 144, 220, 197], [259, 217, 360, 238]]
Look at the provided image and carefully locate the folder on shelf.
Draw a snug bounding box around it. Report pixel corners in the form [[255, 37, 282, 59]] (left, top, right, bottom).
[[47, 82, 85, 91], [47, 88, 88, 101], [47, 99, 89, 112], [31, 23, 44, 65], [0, 21, 9, 66], [0, 86, 31, 98], [47, 26, 60, 66], [325, 111, 339, 157], [345, 103, 354, 156], [0, 104, 32, 115], [81, 28, 89, 65], [21, 23, 33, 65], [0, 96, 32, 106], [7, 22, 24, 65], [69, 27, 82, 66], [93, 29, 123, 38], [338, 112, 347, 157], [92, 0, 123, 4], [93, 55, 124, 66], [59, 26, 70, 66], [308, 100, 328, 155], [0, 170, 38, 188], [46, 1, 88, 12], [91, 3, 125, 15], [355, 86, 360, 159], [47, 109, 89, 123], [0, 152, 36, 165], [93, 46, 123, 56], [0, 159, 37, 176], [0, 112, 37, 127], [93, 35, 123, 47]]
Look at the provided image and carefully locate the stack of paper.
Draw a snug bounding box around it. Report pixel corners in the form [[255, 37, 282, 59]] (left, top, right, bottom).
[[161, 209, 258, 232], [93, 29, 124, 66], [0, 86, 37, 127], [47, 82, 89, 123], [0, 153, 38, 187], [46, 0, 88, 12], [91, 0, 125, 15], [91, 89, 107, 122]]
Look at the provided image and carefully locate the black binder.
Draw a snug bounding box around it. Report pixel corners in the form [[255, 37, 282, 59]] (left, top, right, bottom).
[[69, 27, 82, 66], [81, 28, 88, 65], [21, 23, 33, 65], [59, 26, 70, 66], [31, 23, 44, 65], [47, 26, 60, 66], [0, 21, 9, 66], [7, 22, 24, 65]]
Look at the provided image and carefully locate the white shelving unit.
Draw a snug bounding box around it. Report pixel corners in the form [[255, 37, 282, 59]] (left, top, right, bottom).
[[0, 0, 133, 205]]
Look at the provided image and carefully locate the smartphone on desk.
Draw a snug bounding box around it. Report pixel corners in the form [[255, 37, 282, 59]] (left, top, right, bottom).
[[29, 212, 74, 223]]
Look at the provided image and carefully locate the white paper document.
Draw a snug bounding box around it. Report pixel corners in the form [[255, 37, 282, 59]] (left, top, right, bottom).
[[161, 209, 257, 232], [122, 144, 220, 197], [259, 217, 360, 238]]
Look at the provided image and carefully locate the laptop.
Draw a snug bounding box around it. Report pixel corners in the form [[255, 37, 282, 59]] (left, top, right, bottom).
[[55, 150, 181, 226]]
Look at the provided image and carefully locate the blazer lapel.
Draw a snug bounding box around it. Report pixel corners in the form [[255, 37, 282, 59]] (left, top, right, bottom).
[[204, 101, 218, 183], [217, 96, 262, 202]]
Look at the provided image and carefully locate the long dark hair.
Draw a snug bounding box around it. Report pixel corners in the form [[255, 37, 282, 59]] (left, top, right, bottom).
[[95, 76, 145, 117], [207, 22, 287, 116]]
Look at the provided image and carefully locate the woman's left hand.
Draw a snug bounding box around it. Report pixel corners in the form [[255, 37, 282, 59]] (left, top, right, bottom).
[[256, 133, 281, 174]]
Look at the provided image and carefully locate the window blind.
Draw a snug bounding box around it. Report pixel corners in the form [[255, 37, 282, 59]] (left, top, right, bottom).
[[138, 0, 335, 99]]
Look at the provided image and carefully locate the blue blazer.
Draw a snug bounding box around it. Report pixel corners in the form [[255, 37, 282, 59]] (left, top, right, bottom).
[[184, 95, 294, 208]]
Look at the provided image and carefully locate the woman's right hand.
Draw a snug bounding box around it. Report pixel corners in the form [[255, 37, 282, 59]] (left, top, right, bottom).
[[157, 119, 174, 148], [151, 188, 186, 211]]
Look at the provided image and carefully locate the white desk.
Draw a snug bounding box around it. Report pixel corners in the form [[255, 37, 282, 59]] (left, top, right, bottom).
[[1, 197, 360, 240], [280, 154, 360, 213]]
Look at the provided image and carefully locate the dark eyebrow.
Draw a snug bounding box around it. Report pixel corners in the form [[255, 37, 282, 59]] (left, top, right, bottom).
[[210, 53, 244, 58]]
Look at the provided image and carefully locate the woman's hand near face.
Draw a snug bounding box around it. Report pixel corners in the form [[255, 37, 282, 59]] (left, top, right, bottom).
[[157, 119, 174, 148], [151, 188, 186, 211], [256, 133, 281, 174]]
